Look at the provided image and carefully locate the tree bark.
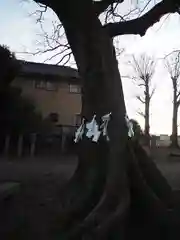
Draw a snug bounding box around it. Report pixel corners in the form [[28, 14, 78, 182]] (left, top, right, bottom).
[[171, 90, 178, 147], [53, 1, 130, 237], [32, 1, 180, 239]]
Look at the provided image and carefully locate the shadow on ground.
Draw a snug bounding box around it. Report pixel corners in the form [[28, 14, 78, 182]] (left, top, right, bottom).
[[0, 156, 77, 240]]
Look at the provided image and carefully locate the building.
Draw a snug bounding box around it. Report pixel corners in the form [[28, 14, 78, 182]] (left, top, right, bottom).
[[12, 61, 82, 132], [155, 134, 180, 147], [158, 134, 171, 147]]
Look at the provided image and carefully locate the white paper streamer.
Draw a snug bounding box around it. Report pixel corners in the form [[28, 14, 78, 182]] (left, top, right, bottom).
[[100, 112, 111, 141], [86, 115, 101, 142], [74, 118, 85, 143], [125, 115, 134, 138], [74, 113, 112, 143]]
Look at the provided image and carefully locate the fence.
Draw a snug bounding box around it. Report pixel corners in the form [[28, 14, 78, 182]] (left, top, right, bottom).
[[0, 127, 77, 158]]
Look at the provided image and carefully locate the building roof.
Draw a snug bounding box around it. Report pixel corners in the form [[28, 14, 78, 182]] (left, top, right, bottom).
[[18, 60, 80, 81]]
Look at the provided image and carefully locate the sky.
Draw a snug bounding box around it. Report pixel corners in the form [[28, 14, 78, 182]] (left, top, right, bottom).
[[1, 0, 180, 135]]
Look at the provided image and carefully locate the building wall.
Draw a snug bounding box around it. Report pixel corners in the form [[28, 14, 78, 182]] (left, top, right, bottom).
[[12, 76, 82, 126], [156, 135, 180, 147]]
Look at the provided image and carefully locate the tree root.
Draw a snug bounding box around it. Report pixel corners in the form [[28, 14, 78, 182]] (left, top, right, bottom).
[[133, 142, 174, 208], [55, 139, 108, 231], [57, 140, 180, 239]]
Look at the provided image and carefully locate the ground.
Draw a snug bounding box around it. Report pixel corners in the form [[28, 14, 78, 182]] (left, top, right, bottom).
[[0, 155, 77, 240], [0, 147, 180, 240], [152, 147, 180, 189]]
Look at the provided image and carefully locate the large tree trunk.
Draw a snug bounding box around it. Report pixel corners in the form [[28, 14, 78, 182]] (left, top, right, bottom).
[[55, 1, 130, 238], [35, 1, 180, 239], [171, 90, 178, 147]]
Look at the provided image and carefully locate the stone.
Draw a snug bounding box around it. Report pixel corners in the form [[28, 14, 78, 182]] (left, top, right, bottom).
[[0, 182, 20, 200]]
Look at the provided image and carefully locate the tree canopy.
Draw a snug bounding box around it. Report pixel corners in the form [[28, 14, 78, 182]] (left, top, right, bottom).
[[0, 45, 20, 88]]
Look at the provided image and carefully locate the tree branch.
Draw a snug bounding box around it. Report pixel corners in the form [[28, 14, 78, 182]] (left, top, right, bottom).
[[150, 86, 156, 99], [138, 83, 146, 87], [177, 91, 180, 100], [137, 110, 145, 118], [177, 99, 180, 107], [104, 1, 178, 37], [136, 96, 145, 104], [93, 0, 124, 16], [30, 3, 48, 23]]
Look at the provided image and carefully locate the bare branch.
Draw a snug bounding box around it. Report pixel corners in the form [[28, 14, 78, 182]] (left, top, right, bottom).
[[136, 96, 145, 104], [138, 83, 146, 87], [177, 99, 180, 107], [25, 13, 73, 65], [113, 37, 124, 57], [29, 2, 48, 23], [93, 0, 124, 16], [103, 1, 143, 25], [137, 110, 145, 118], [129, 53, 155, 85], [104, 1, 178, 37], [177, 91, 180, 101], [137, 0, 152, 17], [56, 52, 71, 65], [164, 50, 180, 90], [150, 86, 156, 99], [43, 48, 71, 64]]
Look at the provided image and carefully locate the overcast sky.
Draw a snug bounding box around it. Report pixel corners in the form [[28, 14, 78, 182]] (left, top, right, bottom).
[[1, 0, 180, 135]]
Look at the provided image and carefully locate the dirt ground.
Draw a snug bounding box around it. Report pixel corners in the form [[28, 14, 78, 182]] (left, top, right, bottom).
[[0, 155, 77, 240], [0, 147, 180, 240], [152, 147, 180, 189]]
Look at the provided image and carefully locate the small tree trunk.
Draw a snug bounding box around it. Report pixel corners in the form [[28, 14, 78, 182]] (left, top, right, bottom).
[[144, 82, 150, 146], [171, 90, 178, 147]]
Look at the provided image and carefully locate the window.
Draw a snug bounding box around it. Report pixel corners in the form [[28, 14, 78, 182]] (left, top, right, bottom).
[[34, 80, 46, 89], [34, 80, 57, 91], [69, 84, 81, 94], [46, 81, 57, 91], [75, 114, 81, 126]]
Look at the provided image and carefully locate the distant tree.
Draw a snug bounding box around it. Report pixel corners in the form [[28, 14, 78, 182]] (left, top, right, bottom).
[[0, 45, 20, 88], [129, 53, 155, 145], [165, 50, 180, 148], [0, 45, 48, 136]]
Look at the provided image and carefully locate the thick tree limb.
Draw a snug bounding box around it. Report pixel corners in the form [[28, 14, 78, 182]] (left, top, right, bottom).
[[34, 0, 179, 38], [104, 1, 178, 37]]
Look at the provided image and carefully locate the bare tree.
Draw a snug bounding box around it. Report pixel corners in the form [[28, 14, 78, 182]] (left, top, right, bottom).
[[13, 0, 180, 238], [129, 53, 156, 144], [20, 0, 153, 65], [165, 50, 180, 147]]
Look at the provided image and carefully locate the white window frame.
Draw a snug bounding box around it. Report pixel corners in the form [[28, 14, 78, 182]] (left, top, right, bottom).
[[34, 80, 57, 91], [69, 84, 81, 94]]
